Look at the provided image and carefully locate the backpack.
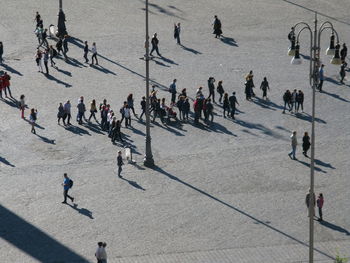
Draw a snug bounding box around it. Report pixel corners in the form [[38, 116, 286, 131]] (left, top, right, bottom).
[[69, 179, 73, 188]]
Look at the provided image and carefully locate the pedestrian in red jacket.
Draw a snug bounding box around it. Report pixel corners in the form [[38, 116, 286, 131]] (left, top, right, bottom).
[[317, 193, 324, 221], [3, 72, 12, 97]]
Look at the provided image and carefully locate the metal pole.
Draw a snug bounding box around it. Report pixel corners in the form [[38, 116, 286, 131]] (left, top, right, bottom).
[[59, 0, 62, 11], [144, 0, 155, 167], [309, 11, 318, 263]]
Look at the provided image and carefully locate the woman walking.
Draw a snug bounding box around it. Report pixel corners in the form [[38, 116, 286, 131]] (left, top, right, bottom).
[[127, 93, 137, 118], [316, 193, 324, 221], [302, 132, 311, 157], [29, 108, 38, 134], [260, 77, 270, 100], [57, 103, 66, 125], [213, 15, 222, 38], [35, 49, 43, 72], [174, 23, 181, 45], [223, 93, 230, 118], [216, 80, 224, 103], [19, 94, 26, 119], [88, 99, 98, 122]]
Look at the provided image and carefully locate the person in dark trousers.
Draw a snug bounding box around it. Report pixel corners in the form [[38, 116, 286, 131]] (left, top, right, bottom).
[[317, 193, 324, 221], [305, 188, 315, 217], [150, 33, 161, 56], [127, 93, 137, 117], [206, 98, 214, 123], [174, 23, 181, 45], [0, 42, 3, 64], [229, 92, 239, 119], [282, 90, 292, 113], [38, 29, 48, 48], [77, 97, 86, 125], [2, 72, 12, 97], [260, 77, 270, 100], [216, 80, 224, 103], [302, 132, 311, 157], [223, 93, 230, 118], [62, 173, 74, 204], [48, 45, 57, 67], [176, 96, 184, 120], [91, 42, 98, 65], [182, 98, 190, 121], [63, 100, 71, 125], [57, 103, 66, 125], [29, 108, 38, 134], [296, 90, 304, 113], [84, 41, 89, 63], [340, 43, 347, 63], [139, 96, 146, 120], [117, 151, 124, 178], [288, 131, 297, 160], [62, 35, 69, 60], [207, 77, 216, 103], [56, 38, 63, 55], [288, 27, 295, 50], [340, 61, 347, 84], [318, 64, 324, 91], [43, 49, 49, 75], [111, 120, 123, 143], [169, 79, 177, 104], [213, 15, 222, 38]]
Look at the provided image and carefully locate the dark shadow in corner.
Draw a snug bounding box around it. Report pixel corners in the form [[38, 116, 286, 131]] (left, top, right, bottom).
[[0, 205, 89, 262]]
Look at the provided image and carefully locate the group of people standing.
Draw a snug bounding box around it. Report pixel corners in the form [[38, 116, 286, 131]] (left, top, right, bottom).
[[282, 89, 304, 114]]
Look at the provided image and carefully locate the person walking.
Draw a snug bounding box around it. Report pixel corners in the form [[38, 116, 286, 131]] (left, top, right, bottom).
[[207, 77, 216, 103], [174, 23, 181, 45], [83, 41, 89, 63], [38, 28, 48, 49], [169, 79, 177, 104], [117, 151, 124, 178], [48, 45, 57, 67], [62, 35, 69, 60], [302, 132, 311, 157], [3, 72, 12, 98], [288, 131, 297, 160], [19, 94, 26, 119], [91, 42, 98, 65], [216, 80, 224, 103], [29, 108, 38, 134], [43, 49, 49, 75], [317, 193, 324, 221], [127, 93, 137, 117], [182, 97, 190, 121], [318, 64, 324, 91], [62, 173, 74, 204], [206, 98, 214, 123], [282, 90, 292, 113], [88, 99, 98, 122], [176, 96, 185, 120], [305, 188, 316, 218], [63, 100, 71, 125], [150, 33, 161, 56], [35, 49, 43, 72], [340, 43, 347, 63], [139, 96, 146, 120], [340, 61, 347, 84], [228, 92, 239, 119], [0, 41, 3, 64], [291, 89, 297, 113], [111, 120, 123, 143], [296, 90, 304, 113], [123, 105, 131, 127], [77, 97, 86, 125], [223, 93, 230, 118], [213, 15, 222, 38], [260, 77, 270, 100], [57, 103, 66, 125], [56, 37, 63, 55]]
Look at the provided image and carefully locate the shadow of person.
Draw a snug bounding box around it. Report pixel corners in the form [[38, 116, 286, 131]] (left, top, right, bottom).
[[45, 74, 72, 88], [158, 56, 178, 65], [64, 125, 91, 136], [220, 36, 238, 47], [180, 44, 202, 55], [320, 220, 350, 235], [54, 66, 72, 77], [315, 159, 335, 169], [120, 177, 145, 191], [23, 119, 45, 130], [321, 90, 350, 103], [0, 63, 23, 76], [35, 134, 56, 144], [68, 204, 94, 219], [296, 159, 327, 173], [90, 64, 117, 75], [1, 97, 19, 108], [130, 162, 146, 170], [0, 156, 15, 167]]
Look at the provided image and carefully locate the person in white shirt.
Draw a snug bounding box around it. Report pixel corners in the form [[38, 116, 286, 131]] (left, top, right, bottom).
[[95, 242, 107, 263], [288, 131, 298, 160], [91, 42, 98, 65], [123, 105, 131, 128]]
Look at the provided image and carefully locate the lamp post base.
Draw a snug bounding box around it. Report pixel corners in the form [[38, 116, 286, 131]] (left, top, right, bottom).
[[144, 135, 154, 167], [143, 156, 155, 167]]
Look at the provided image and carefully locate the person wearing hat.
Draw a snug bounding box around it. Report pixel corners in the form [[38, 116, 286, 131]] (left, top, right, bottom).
[[117, 151, 124, 178], [228, 92, 239, 119]]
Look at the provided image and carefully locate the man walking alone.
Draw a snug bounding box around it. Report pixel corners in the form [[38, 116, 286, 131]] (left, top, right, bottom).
[[62, 173, 74, 204], [117, 151, 124, 178]]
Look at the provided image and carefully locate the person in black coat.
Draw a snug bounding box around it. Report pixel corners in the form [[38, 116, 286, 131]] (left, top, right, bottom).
[[228, 92, 239, 119], [182, 98, 190, 121], [207, 77, 216, 103], [260, 77, 270, 100], [302, 132, 311, 157], [340, 43, 347, 63], [213, 15, 222, 38], [216, 80, 224, 103], [282, 90, 292, 113], [296, 90, 304, 113], [150, 33, 161, 56]]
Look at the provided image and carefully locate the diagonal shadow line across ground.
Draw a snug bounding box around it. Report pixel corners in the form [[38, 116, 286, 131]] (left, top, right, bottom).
[[0, 205, 89, 262], [153, 166, 335, 261]]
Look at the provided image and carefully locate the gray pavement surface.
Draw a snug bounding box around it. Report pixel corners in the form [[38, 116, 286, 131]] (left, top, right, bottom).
[[1, 0, 350, 262]]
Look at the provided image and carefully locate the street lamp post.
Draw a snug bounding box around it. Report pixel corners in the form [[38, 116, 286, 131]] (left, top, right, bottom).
[[289, 13, 341, 263], [144, 0, 155, 167]]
